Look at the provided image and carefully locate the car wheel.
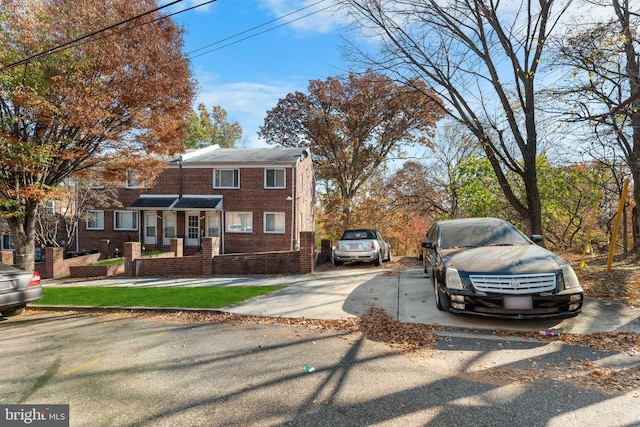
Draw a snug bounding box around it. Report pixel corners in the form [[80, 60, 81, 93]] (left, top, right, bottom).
[[433, 274, 444, 311], [385, 249, 391, 262], [334, 259, 343, 267], [374, 252, 382, 266], [423, 258, 428, 274], [1, 306, 25, 317]]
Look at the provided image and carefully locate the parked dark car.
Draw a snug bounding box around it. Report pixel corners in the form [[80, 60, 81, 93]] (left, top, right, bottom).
[[334, 229, 391, 267], [0, 263, 43, 317], [421, 218, 583, 319]]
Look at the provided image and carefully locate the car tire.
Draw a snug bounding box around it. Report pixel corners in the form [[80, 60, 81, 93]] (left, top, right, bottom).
[[423, 259, 428, 274], [433, 275, 444, 311], [334, 259, 343, 267], [374, 252, 382, 266], [1, 306, 25, 317]]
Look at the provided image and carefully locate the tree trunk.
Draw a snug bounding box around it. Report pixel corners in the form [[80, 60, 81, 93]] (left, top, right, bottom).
[[6, 204, 37, 271]]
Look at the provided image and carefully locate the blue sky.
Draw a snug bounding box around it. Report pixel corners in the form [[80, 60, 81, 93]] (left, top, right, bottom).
[[165, 0, 353, 148]]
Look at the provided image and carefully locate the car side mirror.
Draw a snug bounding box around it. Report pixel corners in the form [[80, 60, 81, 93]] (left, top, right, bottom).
[[422, 241, 435, 249], [530, 234, 543, 243]]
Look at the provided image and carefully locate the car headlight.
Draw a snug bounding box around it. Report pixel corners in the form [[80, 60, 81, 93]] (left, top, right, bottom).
[[561, 265, 581, 290], [445, 268, 464, 290]]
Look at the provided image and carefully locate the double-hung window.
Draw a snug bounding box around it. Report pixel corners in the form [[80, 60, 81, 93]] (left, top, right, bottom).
[[86, 210, 105, 230], [265, 168, 286, 189], [214, 169, 239, 188], [114, 210, 138, 230], [225, 212, 252, 233], [264, 212, 285, 234]]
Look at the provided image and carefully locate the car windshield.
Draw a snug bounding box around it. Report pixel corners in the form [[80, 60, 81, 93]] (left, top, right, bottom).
[[341, 230, 376, 240], [439, 221, 531, 249]]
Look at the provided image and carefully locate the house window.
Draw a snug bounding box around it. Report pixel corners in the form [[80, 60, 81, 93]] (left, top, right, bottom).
[[86, 210, 105, 230], [114, 210, 138, 230], [264, 212, 285, 234], [265, 169, 286, 188], [214, 169, 239, 188], [126, 172, 146, 189], [1, 234, 13, 250], [45, 200, 56, 216], [225, 212, 252, 233]]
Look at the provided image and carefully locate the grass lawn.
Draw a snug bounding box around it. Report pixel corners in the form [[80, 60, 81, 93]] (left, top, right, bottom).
[[36, 286, 283, 309]]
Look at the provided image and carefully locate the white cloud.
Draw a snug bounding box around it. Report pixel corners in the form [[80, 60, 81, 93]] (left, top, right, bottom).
[[195, 73, 301, 148], [258, 0, 348, 34]]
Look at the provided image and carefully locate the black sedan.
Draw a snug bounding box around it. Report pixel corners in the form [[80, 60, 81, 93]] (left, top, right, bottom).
[[421, 218, 583, 319], [0, 262, 43, 317]]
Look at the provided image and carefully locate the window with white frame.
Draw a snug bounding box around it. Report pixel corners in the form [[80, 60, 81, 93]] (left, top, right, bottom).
[[265, 168, 285, 188], [86, 210, 105, 230], [126, 172, 147, 189], [264, 212, 285, 234], [114, 210, 138, 230], [45, 200, 56, 216], [214, 169, 239, 188], [225, 212, 252, 232]]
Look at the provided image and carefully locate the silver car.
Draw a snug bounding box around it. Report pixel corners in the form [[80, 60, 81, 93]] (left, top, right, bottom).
[[0, 262, 43, 317], [334, 229, 392, 266]]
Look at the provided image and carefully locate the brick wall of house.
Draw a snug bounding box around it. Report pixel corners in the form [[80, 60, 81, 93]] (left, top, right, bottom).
[[145, 164, 300, 254], [77, 187, 143, 255]]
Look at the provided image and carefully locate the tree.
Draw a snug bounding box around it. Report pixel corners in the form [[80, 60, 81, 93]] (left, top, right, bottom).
[[259, 69, 444, 229], [34, 173, 122, 255], [552, 0, 640, 252], [0, 0, 196, 271], [340, 0, 573, 240], [184, 103, 242, 149]]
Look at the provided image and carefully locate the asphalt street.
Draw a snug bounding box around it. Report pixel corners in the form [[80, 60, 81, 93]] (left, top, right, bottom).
[[3, 264, 639, 426], [2, 309, 639, 427]]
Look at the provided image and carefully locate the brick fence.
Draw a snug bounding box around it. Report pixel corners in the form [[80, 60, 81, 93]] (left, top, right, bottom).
[[124, 232, 316, 277], [2, 232, 317, 279]]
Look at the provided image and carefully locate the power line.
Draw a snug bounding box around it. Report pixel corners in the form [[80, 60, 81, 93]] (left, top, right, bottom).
[[186, 0, 330, 59], [1, 0, 335, 70], [0, 0, 199, 71]]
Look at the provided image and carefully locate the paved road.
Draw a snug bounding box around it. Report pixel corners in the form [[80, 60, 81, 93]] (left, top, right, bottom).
[[2, 310, 639, 427], [42, 264, 640, 335]]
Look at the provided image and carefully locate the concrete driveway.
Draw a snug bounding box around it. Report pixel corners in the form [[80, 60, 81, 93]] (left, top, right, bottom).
[[44, 264, 640, 335]]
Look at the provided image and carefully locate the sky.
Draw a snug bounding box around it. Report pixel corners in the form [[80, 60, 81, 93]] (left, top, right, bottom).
[[164, 0, 354, 148]]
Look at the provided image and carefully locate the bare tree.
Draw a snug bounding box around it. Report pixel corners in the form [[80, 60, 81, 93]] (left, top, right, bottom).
[[34, 174, 122, 255], [340, 0, 574, 239], [552, 0, 640, 252]]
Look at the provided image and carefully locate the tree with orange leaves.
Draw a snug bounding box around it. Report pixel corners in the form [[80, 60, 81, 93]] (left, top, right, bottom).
[[259, 70, 444, 230], [0, 0, 196, 270]]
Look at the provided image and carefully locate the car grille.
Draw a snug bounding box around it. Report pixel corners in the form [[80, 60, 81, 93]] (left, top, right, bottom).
[[469, 273, 556, 294]]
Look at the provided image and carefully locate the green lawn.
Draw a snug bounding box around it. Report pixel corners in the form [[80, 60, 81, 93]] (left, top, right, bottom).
[[36, 286, 283, 309]]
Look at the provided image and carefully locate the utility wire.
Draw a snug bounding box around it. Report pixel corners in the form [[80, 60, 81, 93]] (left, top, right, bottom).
[[186, 0, 328, 57], [188, 3, 334, 60], [1, 0, 193, 71], [1, 0, 333, 70]]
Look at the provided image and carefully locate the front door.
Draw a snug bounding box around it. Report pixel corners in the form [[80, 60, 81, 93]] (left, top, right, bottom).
[[163, 211, 177, 246], [143, 211, 156, 245], [186, 212, 200, 246]]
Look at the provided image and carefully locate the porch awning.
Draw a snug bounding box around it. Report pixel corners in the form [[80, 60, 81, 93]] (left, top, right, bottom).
[[173, 196, 222, 210], [129, 196, 178, 210]]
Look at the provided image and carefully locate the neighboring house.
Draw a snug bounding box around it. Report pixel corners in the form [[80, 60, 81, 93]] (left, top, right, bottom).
[[76, 145, 315, 255]]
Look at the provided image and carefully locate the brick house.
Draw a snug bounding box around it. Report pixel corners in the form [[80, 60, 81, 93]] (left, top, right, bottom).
[[76, 145, 315, 255]]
